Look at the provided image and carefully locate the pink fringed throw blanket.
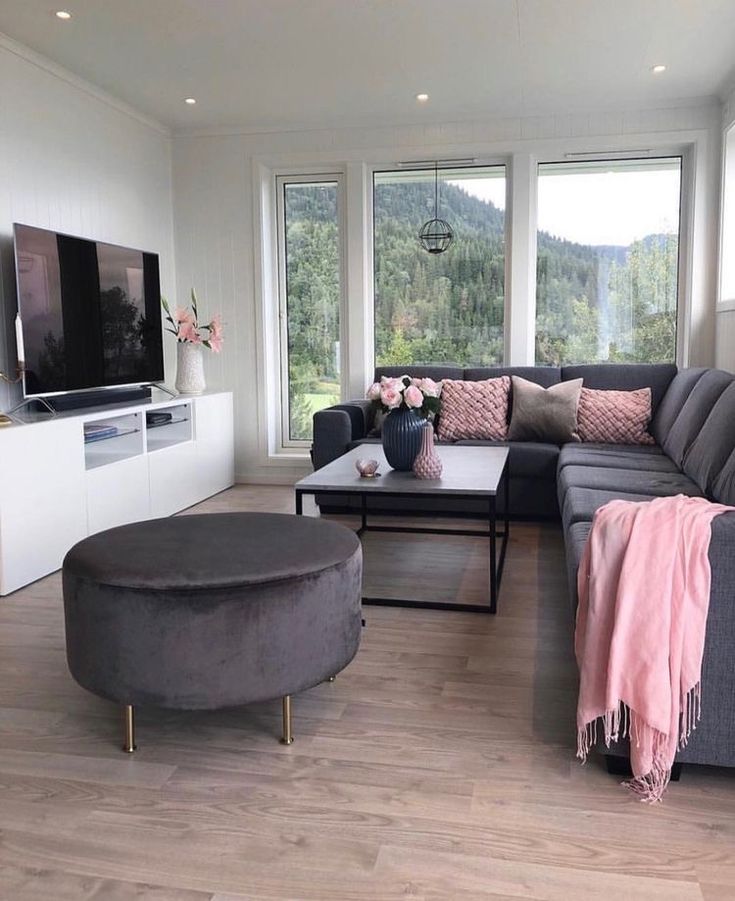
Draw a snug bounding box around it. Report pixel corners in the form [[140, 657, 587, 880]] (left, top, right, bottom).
[[575, 494, 732, 802]]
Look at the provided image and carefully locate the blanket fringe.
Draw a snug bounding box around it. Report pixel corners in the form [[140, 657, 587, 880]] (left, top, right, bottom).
[[576, 681, 702, 803]]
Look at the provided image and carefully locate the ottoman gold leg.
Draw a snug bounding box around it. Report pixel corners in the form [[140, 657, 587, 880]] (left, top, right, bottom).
[[280, 695, 293, 745], [122, 704, 137, 753]]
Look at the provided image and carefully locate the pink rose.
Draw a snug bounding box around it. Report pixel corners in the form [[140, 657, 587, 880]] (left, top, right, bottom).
[[366, 382, 381, 401], [380, 376, 401, 390], [404, 385, 424, 408], [419, 377, 440, 397], [380, 385, 402, 409]]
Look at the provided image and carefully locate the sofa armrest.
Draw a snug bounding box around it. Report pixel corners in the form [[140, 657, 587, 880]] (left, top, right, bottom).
[[311, 401, 374, 470]]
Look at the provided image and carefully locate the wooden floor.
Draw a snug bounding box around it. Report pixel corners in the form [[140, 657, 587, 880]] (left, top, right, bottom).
[[1, 486, 734, 900]]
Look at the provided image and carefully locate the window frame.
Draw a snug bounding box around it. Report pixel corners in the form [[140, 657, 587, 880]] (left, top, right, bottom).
[[719, 122, 735, 311], [534, 151, 690, 367], [370, 161, 510, 370], [275, 171, 347, 450]]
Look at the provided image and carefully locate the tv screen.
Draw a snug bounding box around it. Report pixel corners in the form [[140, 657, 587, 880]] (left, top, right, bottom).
[[13, 223, 164, 397]]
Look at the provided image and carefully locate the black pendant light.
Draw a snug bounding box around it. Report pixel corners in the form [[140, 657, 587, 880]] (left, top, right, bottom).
[[418, 162, 454, 254]]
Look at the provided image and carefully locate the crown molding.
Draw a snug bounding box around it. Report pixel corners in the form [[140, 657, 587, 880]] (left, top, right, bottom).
[[0, 30, 170, 136]]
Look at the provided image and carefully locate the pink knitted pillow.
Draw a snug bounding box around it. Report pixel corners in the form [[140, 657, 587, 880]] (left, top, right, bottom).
[[437, 377, 510, 441], [577, 387, 656, 445]]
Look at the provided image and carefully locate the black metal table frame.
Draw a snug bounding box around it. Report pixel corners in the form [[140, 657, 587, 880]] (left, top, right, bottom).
[[294, 462, 510, 614]]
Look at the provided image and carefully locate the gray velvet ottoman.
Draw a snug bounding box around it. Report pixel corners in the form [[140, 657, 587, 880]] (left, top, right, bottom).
[[62, 512, 362, 751]]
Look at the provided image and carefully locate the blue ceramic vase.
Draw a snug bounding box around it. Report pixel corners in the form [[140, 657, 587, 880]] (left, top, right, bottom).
[[382, 407, 425, 471]]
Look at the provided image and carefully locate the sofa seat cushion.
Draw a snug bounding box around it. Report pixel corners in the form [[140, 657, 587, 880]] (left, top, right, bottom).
[[558, 465, 704, 503], [558, 445, 678, 474], [565, 520, 592, 609], [454, 440, 559, 480], [562, 487, 659, 531]]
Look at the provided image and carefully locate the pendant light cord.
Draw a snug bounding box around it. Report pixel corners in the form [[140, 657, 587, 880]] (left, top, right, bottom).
[[434, 162, 439, 218]]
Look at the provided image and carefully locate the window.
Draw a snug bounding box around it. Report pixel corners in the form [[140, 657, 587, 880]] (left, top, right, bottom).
[[720, 123, 735, 304], [373, 165, 506, 366], [277, 175, 343, 444], [535, 158, 682, 365]]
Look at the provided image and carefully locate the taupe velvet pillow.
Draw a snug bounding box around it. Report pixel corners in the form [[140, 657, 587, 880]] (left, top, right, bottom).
[[507, 376, 583, 444]]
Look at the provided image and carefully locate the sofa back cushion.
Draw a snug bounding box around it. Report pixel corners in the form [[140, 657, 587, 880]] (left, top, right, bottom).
[[576, 387, 655, 445], [650, 368, 707, 445], [682, 381, 735, 496], [662, 369, 734, 467], [711, 448, 735, 505], [561, 363, 677, 413], [437, 377, 510, 441], [374, 364, 463, 383], [464, 366, 561, 387]]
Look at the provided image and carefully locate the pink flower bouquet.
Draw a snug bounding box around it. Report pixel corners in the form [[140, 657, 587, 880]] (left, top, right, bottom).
[[161, 290, 223, 352], [366, 374, 442, 419]]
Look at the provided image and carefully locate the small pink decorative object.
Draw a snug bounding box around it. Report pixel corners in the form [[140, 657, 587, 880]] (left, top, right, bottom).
[[412, 422, 443, 480], [356, 458, 380, 478]]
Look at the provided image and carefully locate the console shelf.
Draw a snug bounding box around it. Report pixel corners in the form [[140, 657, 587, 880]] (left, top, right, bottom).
[[83, 412, 144, 471], [145, 403, 193, 453]]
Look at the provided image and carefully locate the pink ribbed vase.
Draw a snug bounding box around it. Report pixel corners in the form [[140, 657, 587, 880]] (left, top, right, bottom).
[[412, 422, 443, 479]]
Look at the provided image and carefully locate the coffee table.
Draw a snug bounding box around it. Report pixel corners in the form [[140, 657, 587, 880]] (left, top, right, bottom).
[[294, 445, 509, 614]]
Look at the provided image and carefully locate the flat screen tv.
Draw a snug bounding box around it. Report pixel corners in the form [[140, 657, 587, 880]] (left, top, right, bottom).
[[13, 223, 164, 397]]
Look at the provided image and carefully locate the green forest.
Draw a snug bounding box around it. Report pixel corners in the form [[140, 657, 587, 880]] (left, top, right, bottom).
[[283, 177, 678, 440]]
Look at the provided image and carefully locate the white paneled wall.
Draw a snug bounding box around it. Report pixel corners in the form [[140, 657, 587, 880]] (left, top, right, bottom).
[[172, 102, 722, 483], [0, 37, 176, 412]]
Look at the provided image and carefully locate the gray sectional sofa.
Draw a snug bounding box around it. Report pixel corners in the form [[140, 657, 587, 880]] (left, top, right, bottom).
[[312, 363, 735, 771]]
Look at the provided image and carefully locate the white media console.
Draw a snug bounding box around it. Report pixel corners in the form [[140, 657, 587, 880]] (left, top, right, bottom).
[[0, 390, 234, 595]]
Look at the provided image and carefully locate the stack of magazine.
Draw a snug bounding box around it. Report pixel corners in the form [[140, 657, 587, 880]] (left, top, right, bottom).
[[83, 422, 119, 444]]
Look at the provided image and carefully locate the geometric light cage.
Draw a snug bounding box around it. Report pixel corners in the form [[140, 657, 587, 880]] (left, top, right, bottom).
[[418, 162, 454, 254]]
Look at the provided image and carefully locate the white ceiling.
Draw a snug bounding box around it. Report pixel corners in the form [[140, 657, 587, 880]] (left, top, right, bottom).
[[1, 0, 734, 132]]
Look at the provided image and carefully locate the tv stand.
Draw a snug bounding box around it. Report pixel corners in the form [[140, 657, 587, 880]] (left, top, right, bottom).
[[0, 391, 234, 595]]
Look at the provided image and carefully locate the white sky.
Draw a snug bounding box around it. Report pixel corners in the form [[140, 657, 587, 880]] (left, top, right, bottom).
[[448, 166, 681, 247]]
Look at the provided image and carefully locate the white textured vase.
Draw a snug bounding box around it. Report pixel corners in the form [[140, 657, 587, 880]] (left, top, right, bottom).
[[175, 342, 206, 395]]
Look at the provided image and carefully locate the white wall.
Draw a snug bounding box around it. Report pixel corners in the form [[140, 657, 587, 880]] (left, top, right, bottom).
[[0, 35, 176, 413], [172, 102, 722, 483]]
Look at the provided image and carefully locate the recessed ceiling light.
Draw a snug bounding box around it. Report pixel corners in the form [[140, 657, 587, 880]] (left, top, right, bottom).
[[184, 97, 197, 105], [55, 10, 72, 19], [651, 64, 667, 74], [416, 93, 429, 103]]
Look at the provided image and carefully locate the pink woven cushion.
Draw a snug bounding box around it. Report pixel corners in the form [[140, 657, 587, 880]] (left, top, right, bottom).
[[577, 387, 656, 445], [437, 377, 510, 441]]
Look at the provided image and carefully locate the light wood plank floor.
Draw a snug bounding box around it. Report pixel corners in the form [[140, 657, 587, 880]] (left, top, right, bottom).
[[1, 485, 734, 900]]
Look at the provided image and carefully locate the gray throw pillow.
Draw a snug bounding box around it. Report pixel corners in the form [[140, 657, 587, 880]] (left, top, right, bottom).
[[507, 376, 583, 444]]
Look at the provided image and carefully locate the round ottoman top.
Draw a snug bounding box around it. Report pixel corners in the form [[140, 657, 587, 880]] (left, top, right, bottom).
[[63, 512, 361, 592]]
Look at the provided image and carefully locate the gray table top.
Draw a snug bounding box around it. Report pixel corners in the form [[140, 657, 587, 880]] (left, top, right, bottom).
[[295, 445, 509, 497]]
